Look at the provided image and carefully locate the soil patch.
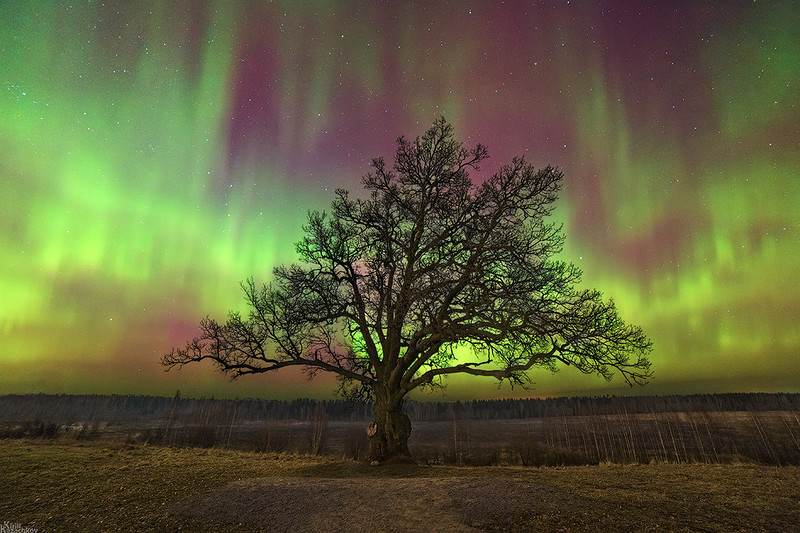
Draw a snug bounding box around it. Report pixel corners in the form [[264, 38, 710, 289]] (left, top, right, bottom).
[[182, 476, 580, 532]]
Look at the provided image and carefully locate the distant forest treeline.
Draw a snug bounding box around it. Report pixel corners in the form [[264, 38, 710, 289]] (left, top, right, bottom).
[[1, 392, 798, 425]]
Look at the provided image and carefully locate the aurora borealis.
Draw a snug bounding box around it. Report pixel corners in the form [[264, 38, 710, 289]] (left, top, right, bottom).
[[2, 1, 798, 400]]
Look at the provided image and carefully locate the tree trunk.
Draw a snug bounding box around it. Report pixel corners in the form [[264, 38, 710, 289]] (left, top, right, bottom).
[[368, 388, 412, 463]]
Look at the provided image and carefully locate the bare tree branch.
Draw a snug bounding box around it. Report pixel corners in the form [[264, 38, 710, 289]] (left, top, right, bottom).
[[163, 117, 653, 461]]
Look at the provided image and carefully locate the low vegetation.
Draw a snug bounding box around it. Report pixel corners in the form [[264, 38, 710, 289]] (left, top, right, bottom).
[[1, 440, 798, 532], [2, 394, 799, 531], [2, 393, 798, 466]]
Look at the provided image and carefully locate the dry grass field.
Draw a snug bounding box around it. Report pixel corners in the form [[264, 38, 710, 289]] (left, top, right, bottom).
[[2, 439, 799, 532], [5, 394, 799, 467]]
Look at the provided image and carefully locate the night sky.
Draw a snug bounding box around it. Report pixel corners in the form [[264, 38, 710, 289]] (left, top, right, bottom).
[[2, 1, 798, 400]]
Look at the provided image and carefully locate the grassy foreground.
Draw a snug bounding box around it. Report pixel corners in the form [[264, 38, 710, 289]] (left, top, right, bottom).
[[1, 440, 798, 532]]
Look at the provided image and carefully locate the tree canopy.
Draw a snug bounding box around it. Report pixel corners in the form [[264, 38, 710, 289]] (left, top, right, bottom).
[[163, 117, 652, 461]]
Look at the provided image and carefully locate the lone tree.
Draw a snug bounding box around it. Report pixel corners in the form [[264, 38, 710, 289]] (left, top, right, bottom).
[[162, 118, 652, 462]]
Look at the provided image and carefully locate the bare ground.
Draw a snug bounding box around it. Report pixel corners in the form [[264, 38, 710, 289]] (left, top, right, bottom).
[[1, 440, 798, 532], [182, 476, 586, 532], [181, 467, 799, 532]]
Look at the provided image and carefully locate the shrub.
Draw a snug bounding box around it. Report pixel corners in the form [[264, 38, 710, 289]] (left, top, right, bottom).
[[342, 425, 369, 461]]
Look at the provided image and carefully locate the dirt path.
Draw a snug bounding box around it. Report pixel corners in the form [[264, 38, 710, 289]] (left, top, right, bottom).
[[178, 465, 799, 532], [182, 476, 582, 532]]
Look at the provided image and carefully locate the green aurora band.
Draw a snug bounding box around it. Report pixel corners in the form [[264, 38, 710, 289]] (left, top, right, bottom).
[[1, 1, 798, 399]]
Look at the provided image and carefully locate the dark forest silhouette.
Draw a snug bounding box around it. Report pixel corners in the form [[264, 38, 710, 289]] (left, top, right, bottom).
[[2, 392, 798, 423]]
